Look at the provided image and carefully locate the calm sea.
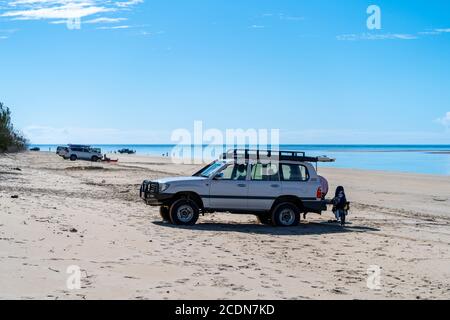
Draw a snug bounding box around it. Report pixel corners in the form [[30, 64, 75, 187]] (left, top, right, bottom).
[[31, 144, 450, 176]]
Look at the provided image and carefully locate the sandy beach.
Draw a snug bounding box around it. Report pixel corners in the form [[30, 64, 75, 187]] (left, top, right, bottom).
[[1, 151, 449, 300]]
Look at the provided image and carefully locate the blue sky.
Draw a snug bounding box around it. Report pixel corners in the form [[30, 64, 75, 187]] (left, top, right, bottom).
[[1, 0, 449, 144]]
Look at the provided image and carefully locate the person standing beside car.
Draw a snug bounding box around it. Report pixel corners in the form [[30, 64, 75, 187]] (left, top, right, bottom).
[[332, 186, 347, 223]]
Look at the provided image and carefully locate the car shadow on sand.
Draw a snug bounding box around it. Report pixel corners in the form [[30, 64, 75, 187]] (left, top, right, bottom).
[[153, 221, 379, 236]]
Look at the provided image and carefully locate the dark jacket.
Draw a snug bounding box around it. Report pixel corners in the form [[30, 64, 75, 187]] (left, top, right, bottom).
[[333, 186, 347, 210]]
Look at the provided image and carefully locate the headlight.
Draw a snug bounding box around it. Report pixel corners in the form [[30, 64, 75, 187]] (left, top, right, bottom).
[[159, 183, 170, 192]]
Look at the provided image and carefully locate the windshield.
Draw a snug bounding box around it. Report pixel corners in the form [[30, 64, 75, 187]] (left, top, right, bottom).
[[195, 161, 225, 178]]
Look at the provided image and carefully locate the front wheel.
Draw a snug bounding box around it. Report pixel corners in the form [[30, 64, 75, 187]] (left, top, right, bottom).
[[70, 155, 77, 161], [169, 199, 200, 226], [271, 203, 300, 227], [91, 156, 99, 162]]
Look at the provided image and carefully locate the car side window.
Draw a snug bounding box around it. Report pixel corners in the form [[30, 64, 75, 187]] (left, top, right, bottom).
[[281, 164, 309, 182], [251, 163, 280, 181], [218, 164, 248, 181]]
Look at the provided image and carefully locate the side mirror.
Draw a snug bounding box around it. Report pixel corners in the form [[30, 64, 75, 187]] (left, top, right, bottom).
[[214, 173, 224, 180]]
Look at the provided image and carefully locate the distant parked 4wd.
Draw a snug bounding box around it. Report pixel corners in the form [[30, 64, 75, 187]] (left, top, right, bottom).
[[63, 144, 102, 162], [140, 149, 335, 227]]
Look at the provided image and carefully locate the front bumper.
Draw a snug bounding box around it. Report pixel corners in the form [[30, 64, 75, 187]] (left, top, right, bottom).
[[140, 180, 173, 206]]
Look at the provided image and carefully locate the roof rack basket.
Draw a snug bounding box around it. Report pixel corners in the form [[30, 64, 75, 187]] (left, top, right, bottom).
[[221, 149, 335, 163]]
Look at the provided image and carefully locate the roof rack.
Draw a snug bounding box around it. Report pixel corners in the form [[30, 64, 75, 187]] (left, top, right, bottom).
[[221, 149, 335, 163], [68, 144, 92, 148]]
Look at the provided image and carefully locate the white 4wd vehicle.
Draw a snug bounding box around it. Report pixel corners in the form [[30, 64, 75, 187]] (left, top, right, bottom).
[[140, 150, 335, 227], [64, 145, 102, 162]]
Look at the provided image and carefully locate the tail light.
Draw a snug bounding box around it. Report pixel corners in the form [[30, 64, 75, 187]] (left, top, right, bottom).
[[316, 187, 322, 199]]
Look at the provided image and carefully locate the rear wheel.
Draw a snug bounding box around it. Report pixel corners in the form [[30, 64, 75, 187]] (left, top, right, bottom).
[[257, 213, 272, 225], [70, 155, 77, 161], [271, 203, 300, 227], [169, 199, 200, 226], [159, 206, 171, 222]]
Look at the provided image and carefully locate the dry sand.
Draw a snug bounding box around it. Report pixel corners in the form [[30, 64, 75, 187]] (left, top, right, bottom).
[[1, 151, 449, 300]]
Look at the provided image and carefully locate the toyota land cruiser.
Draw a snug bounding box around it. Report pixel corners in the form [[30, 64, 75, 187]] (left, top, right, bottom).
[[140, 149, 335, 227], [64, 144, 102, 162]]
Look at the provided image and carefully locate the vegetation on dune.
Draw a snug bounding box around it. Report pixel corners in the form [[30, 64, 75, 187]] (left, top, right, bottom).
[[0, 101, 27, 152]]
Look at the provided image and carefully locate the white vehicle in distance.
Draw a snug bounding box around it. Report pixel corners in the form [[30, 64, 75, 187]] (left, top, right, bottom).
[[140, 149, 335, 227], [56, 146, 69, 157], [64, 144, 102, 162]]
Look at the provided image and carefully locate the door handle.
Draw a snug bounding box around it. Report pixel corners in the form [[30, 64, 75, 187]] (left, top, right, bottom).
[[237, 184, 247, 188], [271, 184, 280, 188]]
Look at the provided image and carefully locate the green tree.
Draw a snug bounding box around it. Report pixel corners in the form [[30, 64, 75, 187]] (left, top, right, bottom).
[[0, 102, 27, 152]]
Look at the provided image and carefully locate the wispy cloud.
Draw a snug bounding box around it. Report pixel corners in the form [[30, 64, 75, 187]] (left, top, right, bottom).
[[338, 27, 450, 41], [2, 1, 113, 20], [418, 30, 441, 36], [261, 12, 304, 21], [435, 28, 450, 33], [49, 19, 69, 24], [281, 128, 450, 144], [0, 0, 143, 24], [337, 33, 417, 41], [23, 125, 170, 144], [97, 24, 130, 30], [85, 17, 127, 24], [436, 112, 450, 128], [0, 28, 18, 39], [139, 30, 164, 36], [250, 12, 303, 30], [116, 0, 143, 8], [419, 28, 450, 36], [278, 13, 304, 21]]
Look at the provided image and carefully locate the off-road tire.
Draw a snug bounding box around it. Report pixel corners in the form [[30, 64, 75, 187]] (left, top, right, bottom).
[[91, 156, 99, 162], [271, 202, 300, 227], [70, 155, 77, 161], [169, 199, 200, 226]]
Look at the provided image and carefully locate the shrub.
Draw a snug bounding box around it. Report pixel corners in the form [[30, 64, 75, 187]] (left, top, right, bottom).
[[0, 102, 27, 152]]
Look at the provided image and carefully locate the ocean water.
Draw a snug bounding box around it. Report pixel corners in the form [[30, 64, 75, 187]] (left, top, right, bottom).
[[31, 144, 450, 176]]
